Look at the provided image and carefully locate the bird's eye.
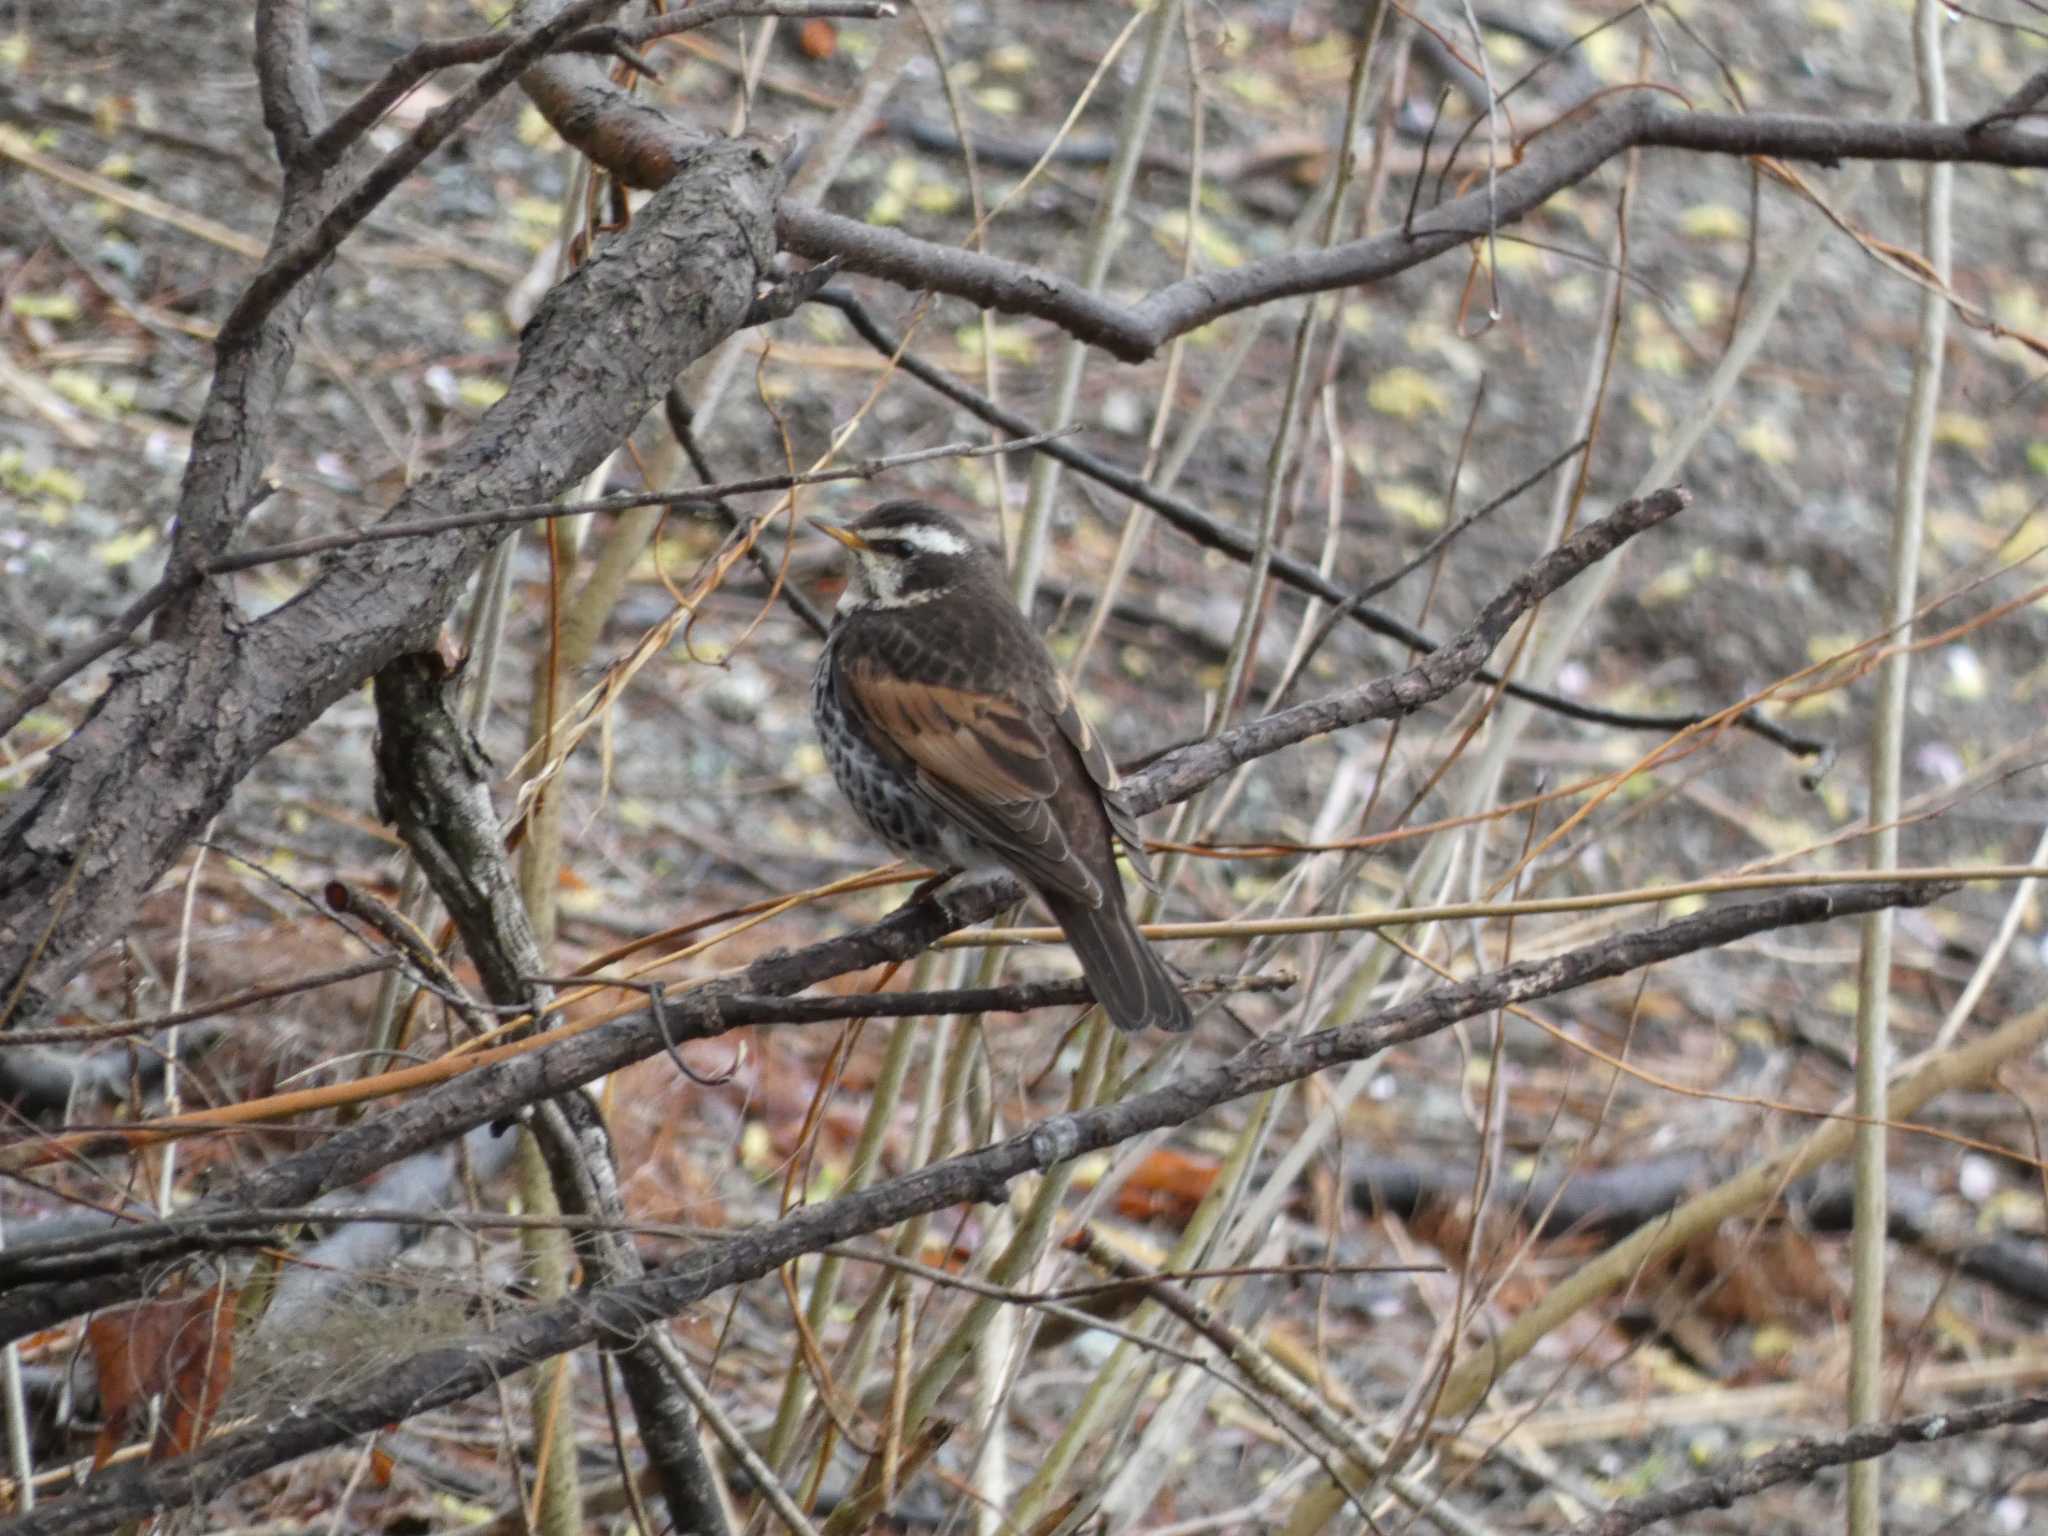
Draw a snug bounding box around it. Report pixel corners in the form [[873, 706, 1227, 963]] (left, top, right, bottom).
[[870, 538, 910, 558]]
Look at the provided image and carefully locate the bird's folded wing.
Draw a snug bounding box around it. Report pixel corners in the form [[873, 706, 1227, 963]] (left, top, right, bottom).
[[842, 659, 1104, 905], [1046, 675, 1158, 892]]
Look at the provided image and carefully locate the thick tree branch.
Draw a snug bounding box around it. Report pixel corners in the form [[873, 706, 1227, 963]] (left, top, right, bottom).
[[155, 3, 351, 632], [251, 0, 322, 167], [0, 140, 782, 1030], [781, 100, 2048, 361], [0, 881, 1950, 1536], [371, 651, 731, 1535]]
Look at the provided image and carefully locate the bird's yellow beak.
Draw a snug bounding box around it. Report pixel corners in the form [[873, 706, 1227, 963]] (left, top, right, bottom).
[[810, 519, 871, 553]]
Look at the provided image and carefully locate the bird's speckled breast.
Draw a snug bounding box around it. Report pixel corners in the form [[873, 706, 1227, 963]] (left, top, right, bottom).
[[813, 630, 987, 870]]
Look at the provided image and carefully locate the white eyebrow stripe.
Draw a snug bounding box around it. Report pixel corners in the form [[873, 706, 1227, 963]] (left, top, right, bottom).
[[873, 522, 971, 557]]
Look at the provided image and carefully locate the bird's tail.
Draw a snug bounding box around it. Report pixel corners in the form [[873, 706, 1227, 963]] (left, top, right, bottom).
[[1041, 887, 1191, 1033]]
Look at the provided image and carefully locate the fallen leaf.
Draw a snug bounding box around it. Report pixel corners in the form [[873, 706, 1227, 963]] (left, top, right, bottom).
[[1934, 411, 1993, 458], [1737, 417, 1797, 466], [1114, 1146, 1222, 1224], [1680, 203, 1748, 240], [1223, 68, 1289, 109], [796, 18, 836, 59], [94, 527, 158, 565], [8, 291, 82, 321], [87, 1284, 237, 1466], [1366, 366, 1449, 422], [1375, 480, 1443, 529], [455, 376, 506, 410]]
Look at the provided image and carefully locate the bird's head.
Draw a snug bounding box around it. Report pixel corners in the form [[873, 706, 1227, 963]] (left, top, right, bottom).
[[813, 501, 995, 611]]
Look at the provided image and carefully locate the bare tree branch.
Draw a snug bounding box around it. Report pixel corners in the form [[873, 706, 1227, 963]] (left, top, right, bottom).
[[0, 430, 1064, 747], [306, 0, 897, 172], [501, 0, 2048, 364], [781, 102, 2048, 362], [1118, 489, 1689, 809], [0, 140, 782, 1031], [371, 651, 732, 1536], [155, 3, 347, 637], [0, 881, 1950, 1536], [251, 0, 323, 167], [1562, 1392, 2048, 1536], [225, 0, 629, 343], [1969, 63, 2048, 131], [0, 966, 1302, 1283]]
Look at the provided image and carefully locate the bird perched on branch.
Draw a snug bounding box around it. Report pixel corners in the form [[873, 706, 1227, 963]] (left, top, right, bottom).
[[810, 501, 1191, 1032]]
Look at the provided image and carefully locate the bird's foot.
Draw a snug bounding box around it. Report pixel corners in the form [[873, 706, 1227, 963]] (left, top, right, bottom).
[[909, 868, 1011, 926], [906, 868, 957, 906]]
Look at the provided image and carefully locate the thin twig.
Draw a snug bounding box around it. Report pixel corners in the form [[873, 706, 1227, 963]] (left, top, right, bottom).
[[0, 482, 274, 744], [1849, 11, 1950, 1528], [203, 431, 1072, 575], [310, 0, 899, 166], [1967, 63, 2048, 131], [1268, 435, 1589, 712], [1007, 0, 1182, 608], [662, 389, 831, 638], [2, 433, 1064, 743]]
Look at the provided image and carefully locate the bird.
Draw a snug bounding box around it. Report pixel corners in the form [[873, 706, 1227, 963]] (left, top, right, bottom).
[[810, 500, 1191, 1032]]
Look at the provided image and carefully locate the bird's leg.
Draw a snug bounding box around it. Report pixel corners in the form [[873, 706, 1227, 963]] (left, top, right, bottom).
[[904, 868, 1013, 927], [906, 867, 959, 906]]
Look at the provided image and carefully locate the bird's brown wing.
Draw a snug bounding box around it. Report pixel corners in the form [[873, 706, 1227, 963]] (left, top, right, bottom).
[[841, 656, 1106, 905], [1044, 672, 1158, 892]]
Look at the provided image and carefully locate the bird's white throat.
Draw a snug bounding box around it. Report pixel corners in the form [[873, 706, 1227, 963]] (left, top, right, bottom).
[[838, 556, 947, 611], [837, 521, 974, 611]]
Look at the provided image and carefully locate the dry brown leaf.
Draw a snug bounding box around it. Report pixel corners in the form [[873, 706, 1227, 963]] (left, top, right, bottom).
[[796, 19, 837, 59], [87, 1282, 237, 1466], [1112, 1146, 1222, 1225]]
